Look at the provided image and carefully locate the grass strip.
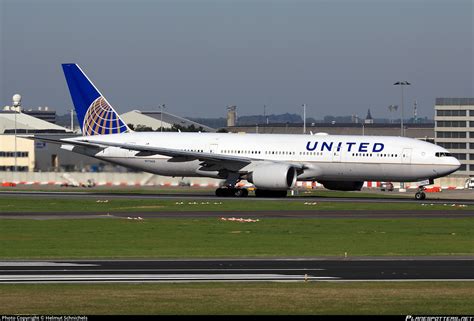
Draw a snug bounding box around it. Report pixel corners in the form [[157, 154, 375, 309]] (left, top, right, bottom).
[[0, 218, 472, 258], [0, 282, 472, 315], [0, 197, 471, 213]]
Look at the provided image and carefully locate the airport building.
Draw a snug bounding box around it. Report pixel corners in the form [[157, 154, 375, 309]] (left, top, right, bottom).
[[226, 123, 435, 141], [23, 107, 57, 124], [435, 98, 474, 177], [121, 110, 215, 132], [0, 109, 69, 134], [0, 135, 35, 172], [0, 108, 103, 172]]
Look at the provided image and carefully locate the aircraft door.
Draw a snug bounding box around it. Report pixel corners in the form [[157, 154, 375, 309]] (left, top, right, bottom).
[[402, 148, 412, 164], [209, 144, 219, 154], [332, 151, 341, 162]]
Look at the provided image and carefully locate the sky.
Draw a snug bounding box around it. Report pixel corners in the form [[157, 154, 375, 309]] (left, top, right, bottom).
[[1, 0, 473, 120]]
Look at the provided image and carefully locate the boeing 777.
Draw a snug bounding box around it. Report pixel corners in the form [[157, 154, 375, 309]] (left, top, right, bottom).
[[35, 64, 461, 200]]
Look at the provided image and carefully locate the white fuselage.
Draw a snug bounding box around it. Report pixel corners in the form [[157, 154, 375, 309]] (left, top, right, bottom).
[[64, 132, 460, 182]]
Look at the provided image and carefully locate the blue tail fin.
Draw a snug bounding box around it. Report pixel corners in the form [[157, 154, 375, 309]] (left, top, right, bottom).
[[62, 63, 131, 136]]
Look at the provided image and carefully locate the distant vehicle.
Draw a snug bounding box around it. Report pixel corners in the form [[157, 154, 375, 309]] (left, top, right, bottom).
[[380, 182, 394, 192], [82, 179, 96, 188], [465, 178, 474, 189]]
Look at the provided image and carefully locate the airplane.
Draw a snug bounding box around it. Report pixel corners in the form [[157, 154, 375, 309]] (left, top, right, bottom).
[[35, 63, 461, 200]]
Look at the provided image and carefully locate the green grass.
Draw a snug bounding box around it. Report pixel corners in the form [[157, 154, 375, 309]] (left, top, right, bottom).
[[0, 218, 472, 258], [0, 282, 472, 314], [0, 197, 470, 213]]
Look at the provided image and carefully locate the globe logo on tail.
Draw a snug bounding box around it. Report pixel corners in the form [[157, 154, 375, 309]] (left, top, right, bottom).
[[83, 97, 129, 135]]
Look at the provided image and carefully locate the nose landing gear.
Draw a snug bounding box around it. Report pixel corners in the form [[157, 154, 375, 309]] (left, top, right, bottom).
[[415, 186, 426, 200]]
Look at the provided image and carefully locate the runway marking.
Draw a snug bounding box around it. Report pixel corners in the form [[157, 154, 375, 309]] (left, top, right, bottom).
[[0, 262, 98, 267], [322, 279, 474, 282], [1, 275, 472, 284], [0, 274, 339, 283], [0, 268, 326, 272]]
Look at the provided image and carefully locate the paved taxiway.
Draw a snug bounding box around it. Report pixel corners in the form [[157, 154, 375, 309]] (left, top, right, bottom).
[[1, 191, 473, 219], [1, 190, 474, 205], [1, 209, 474, 219], [0, 259, 472, 283]]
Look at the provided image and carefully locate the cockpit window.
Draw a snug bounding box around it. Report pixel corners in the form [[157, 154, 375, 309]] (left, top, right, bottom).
[[435, 152, 452, 157]]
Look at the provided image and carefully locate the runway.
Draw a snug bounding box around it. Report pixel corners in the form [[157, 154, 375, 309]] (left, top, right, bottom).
[[1, 190, 474, 205], [1, 259, 472, 283]]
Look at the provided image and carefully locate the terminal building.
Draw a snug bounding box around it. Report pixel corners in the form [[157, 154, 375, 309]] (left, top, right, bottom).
[[0, 135, 35, 172], [435, 98, 474, 177]]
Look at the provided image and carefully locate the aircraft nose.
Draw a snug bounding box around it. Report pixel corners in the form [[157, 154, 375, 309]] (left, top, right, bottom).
[[447, 157, 462, 174], [453, 157, 461, 169]]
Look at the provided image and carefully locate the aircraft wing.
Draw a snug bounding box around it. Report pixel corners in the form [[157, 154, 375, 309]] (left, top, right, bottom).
[[86, 139, 253, 163], [33, 136, 104, 149], [33, 136, 306, 172], [78, 139, 306, 172]]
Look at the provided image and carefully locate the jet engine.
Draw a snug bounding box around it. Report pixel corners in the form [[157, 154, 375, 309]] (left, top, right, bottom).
[[319, 180, 364, 191], [248, 164, 297, 190]]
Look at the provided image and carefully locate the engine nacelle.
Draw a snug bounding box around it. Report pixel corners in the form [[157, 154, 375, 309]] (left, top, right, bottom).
[[319, 180, 364, 191], [248, 164, 297, 190]]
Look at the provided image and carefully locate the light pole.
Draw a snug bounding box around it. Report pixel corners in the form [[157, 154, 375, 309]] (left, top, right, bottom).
[[12, 94, 21, 172], [14, 110, 17, 171], [264, 105, 269, 125], [70, 109, 74, 131], [263, 105, 266, 124], [159, 104, 166, 132], [302, 104, 306, 134], [393, 81, 410, 136]]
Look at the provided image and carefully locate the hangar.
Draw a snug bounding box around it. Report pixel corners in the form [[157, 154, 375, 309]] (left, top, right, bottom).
[[121, 110, 215, 132]]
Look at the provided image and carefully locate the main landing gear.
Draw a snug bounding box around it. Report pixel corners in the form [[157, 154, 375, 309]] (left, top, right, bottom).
[[414, 186, 426, 200], [215, 187, 249, 197]]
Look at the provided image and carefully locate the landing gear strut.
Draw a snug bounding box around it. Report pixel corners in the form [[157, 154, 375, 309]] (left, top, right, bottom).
[[215, 187, 249, 197], [414, 186, 426, 200]]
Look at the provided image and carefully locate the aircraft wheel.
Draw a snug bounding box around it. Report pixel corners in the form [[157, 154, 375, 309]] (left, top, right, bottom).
[[415, 191, 426, 200], [215, 188, 224, 197], [234, 188, 248, 197], [217, 188, 240, 197], [226, 188, 236, 197]]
